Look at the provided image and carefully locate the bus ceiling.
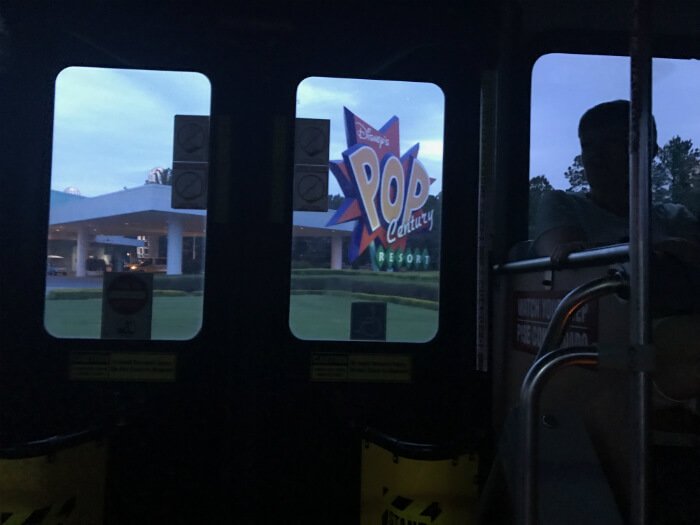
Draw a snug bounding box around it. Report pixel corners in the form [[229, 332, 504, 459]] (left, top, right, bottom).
[[514, 0, 700, 37]]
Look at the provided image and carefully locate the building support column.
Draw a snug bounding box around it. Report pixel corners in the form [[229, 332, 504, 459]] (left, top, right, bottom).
[[167, 217, 183, 275], [76, 227, 89, 277], [331, 235, 343, 270]]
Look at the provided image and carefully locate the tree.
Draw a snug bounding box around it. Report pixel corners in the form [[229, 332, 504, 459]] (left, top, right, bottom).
[[653, 136, 700, 206], [528, 175, 553, 237], [652, 160, 671, 203], [328, 194, 344, 209], [564, 155, 589, 192], [419, 192, 442, 269], [529, 174, 553, 194]]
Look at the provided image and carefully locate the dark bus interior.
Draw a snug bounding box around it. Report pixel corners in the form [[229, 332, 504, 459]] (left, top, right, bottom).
[[2, 1, 699, 524]]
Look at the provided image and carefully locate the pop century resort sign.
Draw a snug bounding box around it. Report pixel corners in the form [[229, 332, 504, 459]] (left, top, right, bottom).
[[326, 108, 436, 265]]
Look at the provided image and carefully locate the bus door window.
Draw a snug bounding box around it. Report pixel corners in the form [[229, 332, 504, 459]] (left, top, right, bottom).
[[44, 67, 211, 340], [289, 77, 445, 343]]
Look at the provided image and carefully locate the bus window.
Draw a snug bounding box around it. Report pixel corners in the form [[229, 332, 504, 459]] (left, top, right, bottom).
[[44, 67, 211, 340], [528, 54, 700, 260], [289, 77, 444, 342]]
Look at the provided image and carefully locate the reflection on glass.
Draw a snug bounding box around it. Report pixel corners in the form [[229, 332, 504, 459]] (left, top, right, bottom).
[[526, 54, 700, 410], [527, 55, 700, 261], [44, 67, 211, 340], [289, 77, 444, 343]]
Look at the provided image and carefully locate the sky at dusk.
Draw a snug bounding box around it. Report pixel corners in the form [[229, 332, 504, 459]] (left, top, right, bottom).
[[531, 54, 700, 188], [50, 56, 700, 198], [296, 77, 445, 196], [51, 67, 211, 197]]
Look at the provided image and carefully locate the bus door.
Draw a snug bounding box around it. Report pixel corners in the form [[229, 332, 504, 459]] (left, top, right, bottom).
[[283, 38, 494, 524], [1, 4, 500, 525]]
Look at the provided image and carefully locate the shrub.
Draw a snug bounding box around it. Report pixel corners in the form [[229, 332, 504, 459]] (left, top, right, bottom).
[[154, 290, 188, 297], [47, 288, 192, 300], [46, 289, 103, 300], [291, 268, 438, 282], [291, 259, 315, 269], [153, 274, 204, 292], [290, 273, 438, 301], [182, 259, 203, 274]]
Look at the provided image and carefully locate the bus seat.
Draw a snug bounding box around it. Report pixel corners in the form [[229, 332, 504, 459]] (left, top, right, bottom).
[[652, 314, 700, 402], [495, 409, 624, 525]]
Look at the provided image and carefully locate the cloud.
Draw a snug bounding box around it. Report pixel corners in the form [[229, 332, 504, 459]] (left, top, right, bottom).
[[530, 53, 700, 190], [410, 139, 443, 162], [51, 67, 210, 195], [296, 77, 445, 196], [297, 78, 360, 108]]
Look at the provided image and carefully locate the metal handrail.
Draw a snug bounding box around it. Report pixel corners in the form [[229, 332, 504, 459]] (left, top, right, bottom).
[[535, 270, 629, 360], [362, 425, 474, 461], [493, 244, 629, 274], [0, 425, 106, 459], [515, 272, 628, 524], [519, 346, 600, 525]]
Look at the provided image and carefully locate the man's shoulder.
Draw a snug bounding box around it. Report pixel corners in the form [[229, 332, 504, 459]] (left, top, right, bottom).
[[542, 189, 588, 200], [654, 202, 697, 219], [540, 190, 591, 209], [532, 190, 592, 238]]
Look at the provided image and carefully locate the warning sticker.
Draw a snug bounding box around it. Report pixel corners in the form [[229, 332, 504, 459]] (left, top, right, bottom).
[[311, 353, 411, 383], [381, 491, 443, 525], [350, 302, 387, 341], [171, 162, 208, 210], [348, 354, 411, 382], [360, 442, 479, 525], [0, 496, 77, 525], [292, 164, 329, 212], [513, 291, 598, 354], [310, 353, 348, 381], [70, 352, 176, 382], [101, 272, 153, 340]]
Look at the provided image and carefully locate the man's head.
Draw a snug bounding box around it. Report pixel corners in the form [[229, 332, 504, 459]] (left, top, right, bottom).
[[578, 100, 658, 213]]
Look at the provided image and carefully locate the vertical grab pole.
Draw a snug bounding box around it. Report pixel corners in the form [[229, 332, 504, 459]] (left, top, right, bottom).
[[519, 348, 599, 525], [629, 0, 653, 523], [475, 71, 498, 373]]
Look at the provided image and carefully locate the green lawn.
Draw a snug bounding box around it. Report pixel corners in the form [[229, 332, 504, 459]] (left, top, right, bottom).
[[44, 296, 204, 339], [44, 293, 438, 342], [289, 294, 438, 342]]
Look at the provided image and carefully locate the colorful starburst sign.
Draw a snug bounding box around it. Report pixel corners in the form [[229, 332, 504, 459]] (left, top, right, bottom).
[[326, 108, 435, 262]]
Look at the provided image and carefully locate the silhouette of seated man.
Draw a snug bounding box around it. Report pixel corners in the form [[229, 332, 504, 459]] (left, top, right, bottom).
[[526, 102, 700, 522], [532, 99, 699, 263], [532, 100, 700, 401]]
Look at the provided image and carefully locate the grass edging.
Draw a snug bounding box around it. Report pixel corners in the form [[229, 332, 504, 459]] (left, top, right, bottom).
[[291, 289, 438, 311], [46, 289, 194, 300], [291, 277, 437, 301], [291, 268, 438, 282]]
